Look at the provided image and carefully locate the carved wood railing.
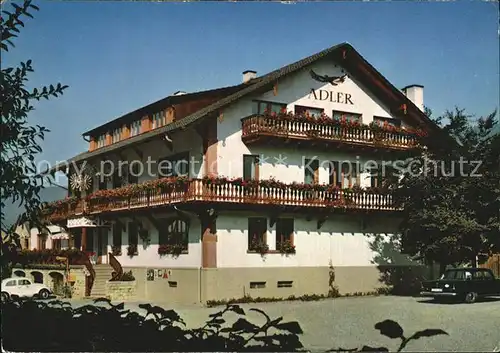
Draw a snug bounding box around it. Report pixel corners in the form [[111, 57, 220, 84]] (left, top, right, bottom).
[[108, 252, 123, 281], [45, 179, 397, 221], [241, 115, 418, 149]]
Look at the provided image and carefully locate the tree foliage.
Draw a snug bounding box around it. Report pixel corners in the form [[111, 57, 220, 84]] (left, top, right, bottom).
[[1, 0, 68, 275], [391, 107, 500, 270]]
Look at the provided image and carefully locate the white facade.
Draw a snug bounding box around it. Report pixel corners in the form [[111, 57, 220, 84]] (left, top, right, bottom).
[[62, 55, 419, 270]]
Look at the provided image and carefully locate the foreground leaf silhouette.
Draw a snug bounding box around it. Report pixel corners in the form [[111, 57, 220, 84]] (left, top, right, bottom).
[[1, 298, 304, 351]]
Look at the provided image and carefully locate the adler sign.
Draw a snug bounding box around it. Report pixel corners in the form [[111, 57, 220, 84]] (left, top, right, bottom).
[[309, 89, 354, 105]]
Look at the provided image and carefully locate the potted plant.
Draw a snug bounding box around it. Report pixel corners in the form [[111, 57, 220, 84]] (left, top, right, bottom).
[[249, 236, 269, 256], [111, 245, 122, 256], [277, 239, 296, 254], [127, 244, 138, 257], [158, 243, 186, 257]]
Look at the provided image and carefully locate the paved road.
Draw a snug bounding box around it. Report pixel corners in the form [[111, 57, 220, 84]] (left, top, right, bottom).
[[67, 296, 500, 352]]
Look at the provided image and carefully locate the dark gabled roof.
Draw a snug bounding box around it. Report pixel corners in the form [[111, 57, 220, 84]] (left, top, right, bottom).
[[47, 41, 442, 173], [82, 82, 258, 136]]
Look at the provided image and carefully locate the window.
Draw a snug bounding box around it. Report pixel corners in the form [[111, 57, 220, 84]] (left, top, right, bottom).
[[168, 281, 178, 288], [304, 158, 319, 185], [158, 152, 190, 178], [152, 111, 166, 129], [113, 224, 122, 247], [329, 161, 360, 188], [159, 219, 189, 250], [37, 235, 46, 250], [112, 171, 122, 189], [249, 281, 266, 289], [128, 163, 140, 184], [373, 116, 401, 128], [243, 155, 259, 181], [369, 168, 384, 188], [332, 110, 362, 123], [111, 128, 121, 143], [248, 217, 267, 250], [97, 134, 106, 148], [130, 120, 142, 137], [295, 105, 324, 118], [98, 178, 107, 190], [252, 101, 287, 115], [277, 281, 293, 288], [275, 218, 294, 248], [128, 222, 139, 246], [87, 228, 94, 251], [18, 279, 31, 285], [53, 239, 62, 250], [5, 280, 16, 287]]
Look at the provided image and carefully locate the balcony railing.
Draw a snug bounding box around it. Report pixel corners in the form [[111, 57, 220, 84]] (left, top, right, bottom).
[[241, 115, 419, 150], [45, 179, 397, 222]]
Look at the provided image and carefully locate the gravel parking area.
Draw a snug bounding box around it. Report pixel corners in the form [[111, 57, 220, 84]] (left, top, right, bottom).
[[67, 295, 500, 352]]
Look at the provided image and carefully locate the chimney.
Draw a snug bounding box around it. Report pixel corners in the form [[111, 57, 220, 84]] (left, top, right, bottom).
[[401, 85, 424, 111], [173, 91, 186, 96], [242, 70, 257, 83]]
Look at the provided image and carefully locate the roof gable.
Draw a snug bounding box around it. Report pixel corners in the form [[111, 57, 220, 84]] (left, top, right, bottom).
[[49, 42, 442, 171]]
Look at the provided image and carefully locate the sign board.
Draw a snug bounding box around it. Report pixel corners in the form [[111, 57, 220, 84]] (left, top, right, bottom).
[[67, 217, 111, 228]]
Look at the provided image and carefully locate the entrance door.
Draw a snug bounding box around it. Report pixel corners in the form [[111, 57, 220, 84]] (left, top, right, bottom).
[[96, 228, 108, 264]]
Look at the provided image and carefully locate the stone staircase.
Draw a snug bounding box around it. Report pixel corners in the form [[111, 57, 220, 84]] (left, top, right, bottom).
[[90, 264, 114, 298]]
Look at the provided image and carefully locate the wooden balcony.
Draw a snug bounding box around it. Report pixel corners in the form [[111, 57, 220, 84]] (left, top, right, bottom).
[[241, 115, 420, 151], [45, 179, 398, 222]]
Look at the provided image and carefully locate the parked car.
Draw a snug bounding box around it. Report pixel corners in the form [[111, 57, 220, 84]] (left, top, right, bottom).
[[420, 268, 500, 303], [1, 277, 52, 302]]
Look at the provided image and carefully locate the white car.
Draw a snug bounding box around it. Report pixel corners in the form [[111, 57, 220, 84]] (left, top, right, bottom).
[[1, 277, 52, 302]]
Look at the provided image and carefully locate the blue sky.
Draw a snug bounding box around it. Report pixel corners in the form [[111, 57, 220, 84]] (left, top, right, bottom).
[[4, 1, 499, 168]]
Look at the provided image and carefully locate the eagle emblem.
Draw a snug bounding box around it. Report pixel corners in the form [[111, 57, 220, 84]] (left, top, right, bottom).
[[310, 70, 347, 86]]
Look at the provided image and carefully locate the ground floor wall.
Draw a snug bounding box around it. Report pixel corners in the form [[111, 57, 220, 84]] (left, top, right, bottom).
[[114, 263, 438, 304], [11, 266, 87, 299]]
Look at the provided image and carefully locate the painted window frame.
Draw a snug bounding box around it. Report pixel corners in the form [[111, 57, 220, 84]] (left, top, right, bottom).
[[152, 111, 166, 129], [128, 222, 139, 248], [112, 224, 122, 247], [97, 134, 106, 148], [243, 154, 260, 181], [130, 120, 142, 137], [329, 161, 361, 188], [294, 105, 324, 118], [111, 128, 121, 143], [158, 151, 190, 178], [158, 218, 189, 251], [304, 158, 319, 185], [275, 218, 294, 248], [332, 110, 362, 123], [248, 217, 267, 251], [252, 100, 287, 115]]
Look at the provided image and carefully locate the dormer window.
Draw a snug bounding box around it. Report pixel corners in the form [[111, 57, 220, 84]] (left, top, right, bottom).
[[130, 120, 142, 137], [152, 111, 166, 129], [111, 127, 121, 143], [97, 134, 106, 148]]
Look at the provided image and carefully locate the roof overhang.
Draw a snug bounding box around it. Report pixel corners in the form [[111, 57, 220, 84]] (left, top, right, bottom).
[[47, 42, 451, 172]]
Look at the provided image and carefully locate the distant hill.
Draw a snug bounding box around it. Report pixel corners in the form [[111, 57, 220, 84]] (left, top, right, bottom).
[[2, 186, 67, 228]]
